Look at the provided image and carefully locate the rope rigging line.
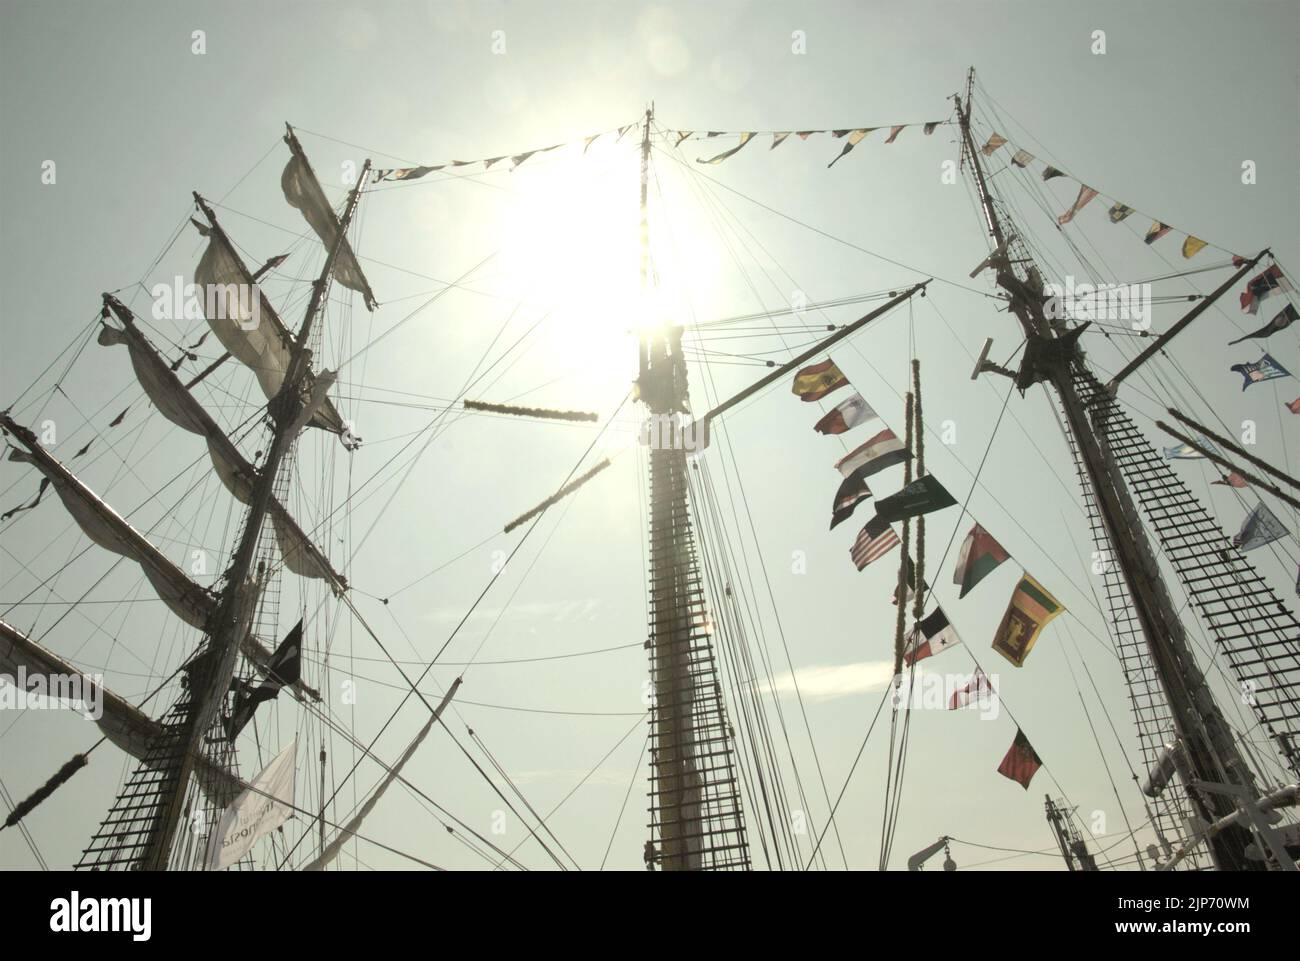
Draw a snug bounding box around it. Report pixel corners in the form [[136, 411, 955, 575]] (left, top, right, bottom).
[[652, 127, 853, 868]]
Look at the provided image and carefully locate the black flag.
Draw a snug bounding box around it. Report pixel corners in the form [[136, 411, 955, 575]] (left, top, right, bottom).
[[830, 465, 873, 530], [225, 619, 303, 742]]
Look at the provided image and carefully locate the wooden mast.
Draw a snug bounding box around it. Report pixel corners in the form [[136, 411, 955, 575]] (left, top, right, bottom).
[[138, 154, 372, 870], [637, 106, 751, 870], [956, 68, 1265, 870]]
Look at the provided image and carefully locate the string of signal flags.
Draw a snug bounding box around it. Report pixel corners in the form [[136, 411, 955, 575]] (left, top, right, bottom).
[[792, 356, 1064, 789], [368, 117, 952, 182], [367, 112, 1289, 323]]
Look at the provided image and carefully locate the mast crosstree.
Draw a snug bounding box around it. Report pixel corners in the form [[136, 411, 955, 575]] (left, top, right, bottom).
[[958, 68, 1297, 871]]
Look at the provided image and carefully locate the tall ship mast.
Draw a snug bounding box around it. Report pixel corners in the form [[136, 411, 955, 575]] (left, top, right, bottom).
[[1, 65, 1297, 874]]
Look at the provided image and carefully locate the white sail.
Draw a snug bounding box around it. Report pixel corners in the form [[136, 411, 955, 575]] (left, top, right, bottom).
[[205, 738, 297, 870], [280, 139, 377, 310], [189, 223, 356, 445], [0, 618, 241, 798], [193, 225, 293, 400], [97, 317, 347, 593], [301, 678, 461, 871], [4, 442, 213, 630]]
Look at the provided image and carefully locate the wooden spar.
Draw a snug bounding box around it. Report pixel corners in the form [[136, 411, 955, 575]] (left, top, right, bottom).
[[1154, 420, 1300, 513], [1164, 407, 1300, 494], [698, 281, 930, 437], [141, 157, 372, 870], [1105, 250, 1270, 393], [463, 399, 598, 422], [502, 458, 612, 533], [497, 283, 930, 537]]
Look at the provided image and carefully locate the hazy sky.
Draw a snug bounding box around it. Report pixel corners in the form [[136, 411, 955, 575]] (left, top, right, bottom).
[[2, 0, 1298, 872]]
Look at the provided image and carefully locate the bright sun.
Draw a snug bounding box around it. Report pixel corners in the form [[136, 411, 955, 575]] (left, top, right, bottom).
[[494, 140, 719, 384]]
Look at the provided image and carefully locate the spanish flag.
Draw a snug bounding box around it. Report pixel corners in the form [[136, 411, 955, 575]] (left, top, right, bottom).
[[991, 573, 1063, 667], [792, 359, 848, 402]]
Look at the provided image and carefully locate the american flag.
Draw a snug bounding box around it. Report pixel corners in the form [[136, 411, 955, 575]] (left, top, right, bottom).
[[850, 516, 899, 571]]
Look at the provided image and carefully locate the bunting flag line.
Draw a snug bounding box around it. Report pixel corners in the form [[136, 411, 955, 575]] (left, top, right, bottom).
[[874, 474, 957, 523], [850, 515, 900, 571], [828, 128, 875, 168], [1107, 202, 1135, 223], [813, 392, 876, 435], [1212, 472, 1248, 488], [980, 133, 1007, 156], [1228, 303, 1298, 345], [950, 668, 993, 710], [923, 122, 940, 135], [1057, 185, 1098, 225], [953, 522, 1010, 599], [903, 607, 961, 666], [698, 131, 755, 165], [1239, 265, 1290, 314], [835, 427, 909, 478], [957, 128, 1227, 260], [997, 729, 1043, 789], [1230, 353, 1292, 391], [771, 131, 791, 149], [885, 125, 905, 144], [991, 573, 1064, 667], [1287, 398, 1300, 414], [372, 120, 640, 182], [830, 465, 873, 530], [1232, 503, 1287, 552], [1144, 221, 1172, 245], [792, 359, 848, 401]]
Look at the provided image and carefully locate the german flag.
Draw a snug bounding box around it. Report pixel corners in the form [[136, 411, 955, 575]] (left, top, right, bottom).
[[991, 573, 1063, 667], [997, 729, 1042, 789], [792, 359, 848, 402]]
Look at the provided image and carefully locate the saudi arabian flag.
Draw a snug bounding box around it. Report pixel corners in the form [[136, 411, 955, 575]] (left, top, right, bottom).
[[874, 474, 956, 522], [952, 523, 1010, 599]]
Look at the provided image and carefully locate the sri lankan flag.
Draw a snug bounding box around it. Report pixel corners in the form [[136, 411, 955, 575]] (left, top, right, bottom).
[[997, 729, 1042, 789], [952, 523, 1010, 598], [792, 359, 848, 402], [991, 573, 1063, 667]]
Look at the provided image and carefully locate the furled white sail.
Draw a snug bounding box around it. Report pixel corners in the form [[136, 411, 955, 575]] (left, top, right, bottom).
[[301, 678, 461, 871], [4, 443, 213, 630], [280, 144, 377, 310], [188, 223, 356, 446], [0, 617, 241, 798], [97, 317, 347, 593], [270, 508, 345, 593], [98, 326, 208, 436], [193, 224, 293, 400]]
